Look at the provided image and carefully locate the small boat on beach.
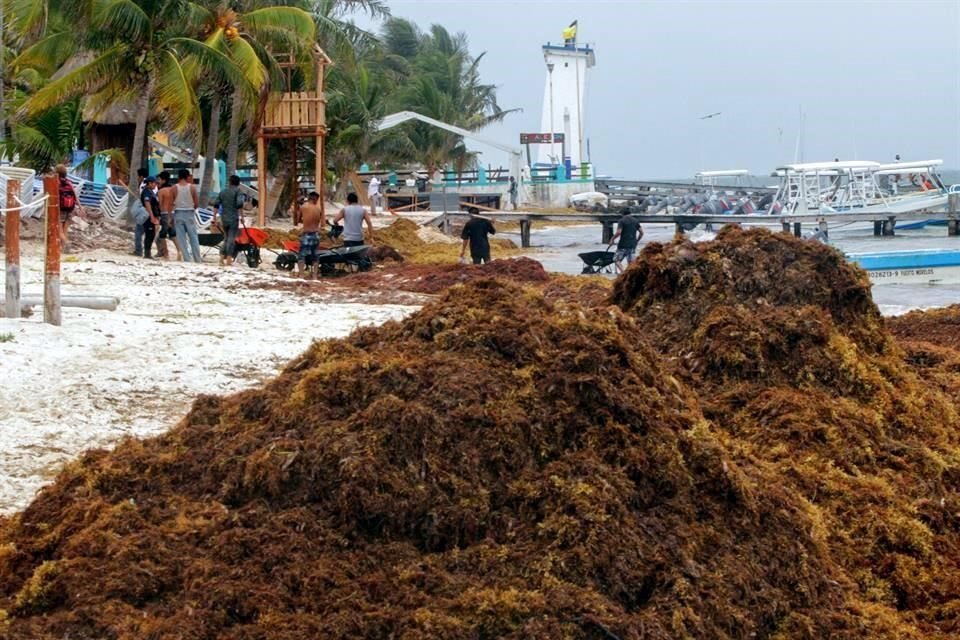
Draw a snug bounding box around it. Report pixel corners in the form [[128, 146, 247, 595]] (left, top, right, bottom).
[[848, 248, 960, 285]]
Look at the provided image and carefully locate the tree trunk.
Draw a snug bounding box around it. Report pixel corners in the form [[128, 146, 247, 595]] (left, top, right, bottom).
[[334, 165, 351, 203], [225, 87, 244, 177], [199, 92, 222, 207], [129, 87, 151, 191]]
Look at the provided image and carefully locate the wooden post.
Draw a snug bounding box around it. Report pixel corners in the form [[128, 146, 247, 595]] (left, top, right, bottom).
[[793, 222, 801, 238], [4, 179, 20, 319], [42, 174, 61, 326], [256, 135, 267, 226], [316, 134, 324, 223], [519, 219, 531, 248], [291, 138, 299, 223]]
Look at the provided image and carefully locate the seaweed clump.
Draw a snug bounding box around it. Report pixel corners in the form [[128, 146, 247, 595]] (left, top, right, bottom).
[[613, 225, 960, 637], [4, 226, 960, 637], [0, 278, 876, 638], [347, 257, 550, 294], [375, 218, 517, 264]]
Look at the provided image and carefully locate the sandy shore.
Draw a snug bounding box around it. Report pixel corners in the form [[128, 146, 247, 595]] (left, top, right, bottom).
[[0, 244, 420, 514]]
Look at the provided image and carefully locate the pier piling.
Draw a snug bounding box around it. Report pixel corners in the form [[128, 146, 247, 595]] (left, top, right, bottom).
[[519, 219, 532, 248], [949, 194, 960, 237], [601, 221, 614, 244], [882, 218, 896, 237]]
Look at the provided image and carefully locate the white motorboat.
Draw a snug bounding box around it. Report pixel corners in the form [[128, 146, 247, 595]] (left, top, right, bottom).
[[771, 159, 950, 218]]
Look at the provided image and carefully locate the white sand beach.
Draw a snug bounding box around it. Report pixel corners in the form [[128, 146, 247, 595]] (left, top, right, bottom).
[[0, 244, 420, 514]]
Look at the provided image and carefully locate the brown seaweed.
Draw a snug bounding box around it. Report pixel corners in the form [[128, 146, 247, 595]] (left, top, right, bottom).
[[2, 226, 960, 638]]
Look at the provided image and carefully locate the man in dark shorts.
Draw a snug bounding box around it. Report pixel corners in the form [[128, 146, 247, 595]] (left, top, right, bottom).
[[297, 191, 324, 277], [459, 207, 496, 264], [156, 171, 179, 260], [609, 207, 643, 273], [215, 175, 245, 266], [140, 176, 161, 259]]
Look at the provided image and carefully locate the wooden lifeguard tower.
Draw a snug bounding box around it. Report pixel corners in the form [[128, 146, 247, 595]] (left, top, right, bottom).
[[255, 44, 331, 226]]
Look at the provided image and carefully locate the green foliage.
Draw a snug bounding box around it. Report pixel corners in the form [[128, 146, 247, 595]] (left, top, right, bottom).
[[1, 1, 510, 198], [3, 99, 81, 172], [0, 333, 14, 343], [325, 16, 515, 180]]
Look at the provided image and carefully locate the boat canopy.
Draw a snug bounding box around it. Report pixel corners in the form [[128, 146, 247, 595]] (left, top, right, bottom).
[[695, 169, 750, 178], [776, 160, 881, 173], [874, 159, 943, 174]]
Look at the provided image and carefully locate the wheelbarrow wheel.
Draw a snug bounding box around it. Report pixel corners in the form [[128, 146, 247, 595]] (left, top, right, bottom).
[[274, 251, 297, 271], [245, 246, 262, 268]]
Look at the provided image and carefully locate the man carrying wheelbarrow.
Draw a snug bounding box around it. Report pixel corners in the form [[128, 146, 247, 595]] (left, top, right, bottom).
[[609, 207, 643, 274], [297, 191, 325, 277]]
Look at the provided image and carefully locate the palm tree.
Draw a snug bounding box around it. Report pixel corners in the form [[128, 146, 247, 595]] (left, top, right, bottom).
[[325, 60, 406, 200], [219, 0, 387, 179], [14, 0, 246, 179], [197, 1, 317, 182], [380, 19, 514, 177], [194, 2, 315, 204]]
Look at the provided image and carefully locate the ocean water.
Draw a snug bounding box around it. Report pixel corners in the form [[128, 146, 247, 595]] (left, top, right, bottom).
[[502, 222, 960, 316]]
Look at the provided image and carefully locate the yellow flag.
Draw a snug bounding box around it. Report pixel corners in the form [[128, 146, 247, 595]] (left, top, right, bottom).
[[562, 21, 577, 41]]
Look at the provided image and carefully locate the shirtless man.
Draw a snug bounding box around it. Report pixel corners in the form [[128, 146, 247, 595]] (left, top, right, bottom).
[[157, 174, 181, 260], [297, 191, 325, 277]]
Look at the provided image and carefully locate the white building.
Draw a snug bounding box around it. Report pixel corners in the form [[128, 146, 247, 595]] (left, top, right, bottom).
[[536, 35, 596, 169]]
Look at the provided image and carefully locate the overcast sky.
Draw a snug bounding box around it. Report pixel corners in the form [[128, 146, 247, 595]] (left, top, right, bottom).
[[363, 0, 960, 179]]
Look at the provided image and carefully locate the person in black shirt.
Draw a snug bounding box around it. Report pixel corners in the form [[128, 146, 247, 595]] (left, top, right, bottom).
[[140, 176, 161, 259], [459, 207, 496, 264], [609, 208, 643, 273]]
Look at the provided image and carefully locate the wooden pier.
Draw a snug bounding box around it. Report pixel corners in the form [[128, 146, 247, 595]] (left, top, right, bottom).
[[428, 199, 960, 248]]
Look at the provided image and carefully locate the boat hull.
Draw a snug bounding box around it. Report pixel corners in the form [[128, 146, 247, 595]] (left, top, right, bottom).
[[849, 249, 960, 285]]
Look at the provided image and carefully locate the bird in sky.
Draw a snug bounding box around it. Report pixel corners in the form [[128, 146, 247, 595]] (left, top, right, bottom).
[[699, 112, 722, 120]]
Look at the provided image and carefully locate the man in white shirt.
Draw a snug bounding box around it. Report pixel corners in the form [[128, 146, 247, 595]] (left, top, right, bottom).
[[367, 175, 381, 214]]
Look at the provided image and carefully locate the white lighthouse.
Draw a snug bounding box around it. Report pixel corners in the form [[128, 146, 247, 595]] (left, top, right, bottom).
[[536, 22, 596, 171]]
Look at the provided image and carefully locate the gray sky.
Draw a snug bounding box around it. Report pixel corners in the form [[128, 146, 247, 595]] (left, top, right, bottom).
[[363, 0, 960, 179]]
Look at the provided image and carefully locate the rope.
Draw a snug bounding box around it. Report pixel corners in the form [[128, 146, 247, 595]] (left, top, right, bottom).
[[0, 193, 50, 214]]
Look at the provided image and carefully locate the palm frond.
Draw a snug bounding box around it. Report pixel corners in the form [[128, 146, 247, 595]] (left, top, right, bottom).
[[243, 7, 316, 42], [168, 37, 251, 94], [226, 36, 268, 94], [7, 0, 49, 42], [18, 45, 131, 119], [73, 147, 128, 175], [90, 0, 151, 44], [10, 124, 61, 163], [153, 49, 201, 137], [11, 31, 78, 75]]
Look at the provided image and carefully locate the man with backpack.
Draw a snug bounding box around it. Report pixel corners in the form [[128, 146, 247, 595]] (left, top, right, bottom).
[[55, 164, 80, 250]]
